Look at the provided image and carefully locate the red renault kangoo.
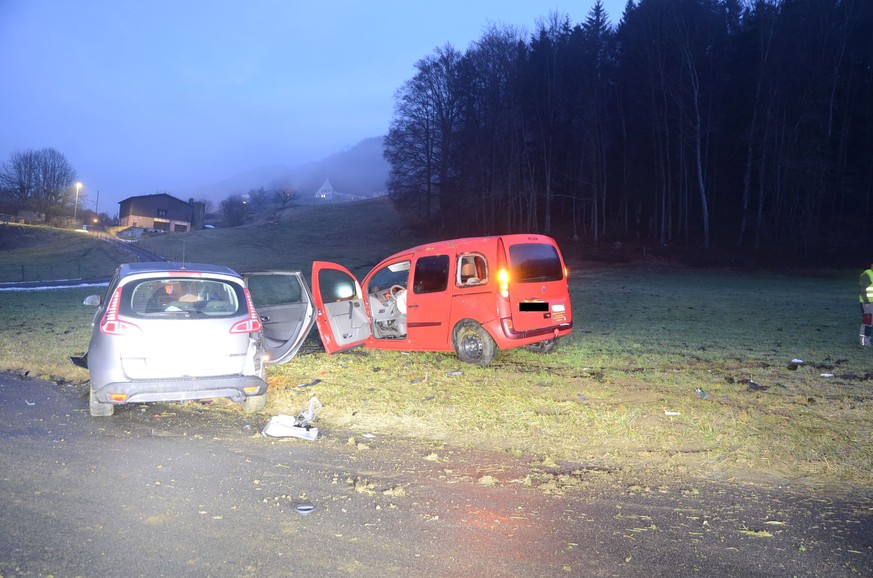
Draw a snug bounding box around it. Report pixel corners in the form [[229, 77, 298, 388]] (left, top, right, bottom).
[[311, 234, 573, 365]]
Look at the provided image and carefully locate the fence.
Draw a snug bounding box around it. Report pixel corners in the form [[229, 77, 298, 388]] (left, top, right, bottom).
[[0, 263, 113, 283]]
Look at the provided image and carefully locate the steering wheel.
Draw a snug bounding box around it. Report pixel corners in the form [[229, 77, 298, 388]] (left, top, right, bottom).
[[388, 285, 406, 300]]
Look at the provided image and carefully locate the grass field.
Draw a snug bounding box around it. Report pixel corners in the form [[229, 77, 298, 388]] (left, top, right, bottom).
[[1, 201, 870, 490]]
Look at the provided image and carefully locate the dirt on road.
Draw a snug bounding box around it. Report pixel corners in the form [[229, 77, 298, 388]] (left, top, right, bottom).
[[1, 374, 871, 577]]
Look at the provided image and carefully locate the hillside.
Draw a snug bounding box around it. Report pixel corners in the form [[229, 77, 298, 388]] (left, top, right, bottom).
[[0, 223, 132, 282], [183, 137, 389, 204], [136, 196, 430, 276]]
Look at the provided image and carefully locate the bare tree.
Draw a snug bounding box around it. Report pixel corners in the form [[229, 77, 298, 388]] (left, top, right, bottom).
[[221, 194, 249, 227], [1, 148, 77, 217], [270, 180, 298, 209]]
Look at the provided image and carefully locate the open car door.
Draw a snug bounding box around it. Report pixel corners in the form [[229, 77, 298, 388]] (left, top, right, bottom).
[[244, 271, 316, 364], [311, 261, 370, 353]]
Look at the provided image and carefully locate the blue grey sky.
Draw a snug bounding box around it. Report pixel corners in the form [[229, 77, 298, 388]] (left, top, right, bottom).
[[0, 1, 624, 213]]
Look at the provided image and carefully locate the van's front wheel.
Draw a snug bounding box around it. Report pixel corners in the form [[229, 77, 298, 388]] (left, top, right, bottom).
[[452, 320, 496, 366]]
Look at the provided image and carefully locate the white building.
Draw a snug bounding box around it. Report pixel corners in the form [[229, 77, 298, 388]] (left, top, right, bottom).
[[314, 179, 334, 201]]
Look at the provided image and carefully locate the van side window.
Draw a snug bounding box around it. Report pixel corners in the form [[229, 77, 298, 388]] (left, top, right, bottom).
[[457, 254, 488, 286], [412, 255, 449, 294]]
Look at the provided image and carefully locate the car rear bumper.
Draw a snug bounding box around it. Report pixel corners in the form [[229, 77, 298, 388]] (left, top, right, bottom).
[[92, 374, 268, 405], [498, 319, 573, 342]]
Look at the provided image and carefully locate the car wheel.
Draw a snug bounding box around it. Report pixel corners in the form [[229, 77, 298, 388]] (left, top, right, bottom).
[[89, 387, 114, 417], [243, 393, 267, 413], [526, 338, 559, 354], [452, 320, 497, 366]]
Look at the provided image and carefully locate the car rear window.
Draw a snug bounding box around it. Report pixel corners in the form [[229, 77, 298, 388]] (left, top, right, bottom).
[[508, 243, 563, 282], [122, 278, 244, 317]]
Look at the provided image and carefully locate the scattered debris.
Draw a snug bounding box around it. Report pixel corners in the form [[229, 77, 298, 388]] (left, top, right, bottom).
[[445, 371, 463, 377], [410, 372, 429, 384], [262, 397, 322, 441], [664, 410, 681, 416], [791, 358, 804, 364], [820, 373, 835, 378], [295, 502, 316, 516], [746, 378, 769, 392], [296, 378, 321, 389], [695, 388, 708, 399]]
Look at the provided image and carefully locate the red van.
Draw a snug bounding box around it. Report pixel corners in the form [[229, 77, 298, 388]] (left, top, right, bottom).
[[311, 234, 573, 365]]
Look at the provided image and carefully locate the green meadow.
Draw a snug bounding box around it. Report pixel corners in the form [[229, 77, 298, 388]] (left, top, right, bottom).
[[1, 199, 870, 490]]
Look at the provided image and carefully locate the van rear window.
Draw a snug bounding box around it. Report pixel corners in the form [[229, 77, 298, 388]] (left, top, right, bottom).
[[508, 243, 563, 282]]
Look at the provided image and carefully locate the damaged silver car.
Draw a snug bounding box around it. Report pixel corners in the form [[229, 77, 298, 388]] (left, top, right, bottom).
[[78, 262, 314, 417]]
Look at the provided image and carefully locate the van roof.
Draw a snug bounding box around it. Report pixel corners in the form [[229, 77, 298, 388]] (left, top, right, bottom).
[[404, 234, 559, 254]]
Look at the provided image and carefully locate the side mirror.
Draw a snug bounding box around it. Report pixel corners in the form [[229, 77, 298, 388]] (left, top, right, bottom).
[[83, 295, 101, 306]]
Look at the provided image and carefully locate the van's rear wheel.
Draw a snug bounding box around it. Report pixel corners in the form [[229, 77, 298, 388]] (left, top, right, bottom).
[[89, 387, 114, 417], [452, 320, 496, 366], [526, 338, 559, 354]]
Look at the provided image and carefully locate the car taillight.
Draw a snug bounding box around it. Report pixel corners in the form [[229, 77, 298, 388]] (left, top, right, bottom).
[[100, 287, 142, 336], [496, 238, 510, 298], [230, 288, 263, 334]]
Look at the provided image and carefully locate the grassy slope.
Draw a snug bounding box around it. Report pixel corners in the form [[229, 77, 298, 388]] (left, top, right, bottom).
[[0, 223, 132, 281], [136, 198, 431, 277], [1, 199, 870, 489]]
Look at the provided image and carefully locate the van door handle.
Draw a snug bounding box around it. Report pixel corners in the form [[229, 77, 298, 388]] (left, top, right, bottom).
[[407, 304, 419, 309]]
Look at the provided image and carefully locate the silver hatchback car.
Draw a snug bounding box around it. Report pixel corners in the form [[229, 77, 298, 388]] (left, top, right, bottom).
[[80, 262, 315, 417]]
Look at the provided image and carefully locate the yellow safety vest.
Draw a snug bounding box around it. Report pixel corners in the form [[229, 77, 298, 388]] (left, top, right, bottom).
[[861, 269, 873, 303]]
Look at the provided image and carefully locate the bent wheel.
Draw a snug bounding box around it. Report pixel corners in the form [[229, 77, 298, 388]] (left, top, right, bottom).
[[89, 387, 114, 417], [452, 320, 497, 366], [526, 338, 559, 354], [243, 393, 267, 413]]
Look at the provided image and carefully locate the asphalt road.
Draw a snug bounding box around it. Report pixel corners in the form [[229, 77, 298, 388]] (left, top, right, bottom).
[[1, 373, 871, 577]]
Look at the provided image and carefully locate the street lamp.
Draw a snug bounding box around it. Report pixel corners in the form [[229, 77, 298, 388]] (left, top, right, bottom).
[[73, 182, 83, 225]]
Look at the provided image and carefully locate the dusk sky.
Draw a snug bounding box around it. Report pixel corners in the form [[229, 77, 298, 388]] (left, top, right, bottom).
[[1, 1, 624, 214]]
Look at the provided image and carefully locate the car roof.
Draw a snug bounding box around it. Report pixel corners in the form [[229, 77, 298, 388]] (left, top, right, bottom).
[[117, 261, 242, 279]]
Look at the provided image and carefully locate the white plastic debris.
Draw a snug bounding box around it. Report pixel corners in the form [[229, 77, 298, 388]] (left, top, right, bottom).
[[262, 415, 318, 440], [664, 410, 681, 416], [820, 373, 834, 378], [791, 358, 804, 364], [262, 397, 322, 440]]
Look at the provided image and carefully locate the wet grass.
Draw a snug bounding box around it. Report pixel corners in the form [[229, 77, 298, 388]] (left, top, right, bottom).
[[260, 266, 872, 489], [1, 202, 871, 488]]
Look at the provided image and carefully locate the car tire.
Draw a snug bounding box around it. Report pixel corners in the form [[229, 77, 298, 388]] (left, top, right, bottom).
[[243, 393, 267, 413], [452, 320, 497, 366], [526, 338, 559, 354], [89, 387, 114, 417]]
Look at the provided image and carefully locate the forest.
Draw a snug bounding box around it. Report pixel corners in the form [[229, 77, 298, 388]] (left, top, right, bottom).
[[384, 0, 873, 263]]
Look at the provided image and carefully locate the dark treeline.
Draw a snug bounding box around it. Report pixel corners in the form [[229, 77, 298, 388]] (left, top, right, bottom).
[[384, 0, 873, 262]]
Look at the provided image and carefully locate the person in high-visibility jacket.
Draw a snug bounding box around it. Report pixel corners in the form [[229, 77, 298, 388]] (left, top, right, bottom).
[[861, 263, 873, 347]]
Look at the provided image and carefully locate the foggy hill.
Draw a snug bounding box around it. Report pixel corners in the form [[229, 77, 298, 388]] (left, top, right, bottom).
[[184, 136, 389, 203]]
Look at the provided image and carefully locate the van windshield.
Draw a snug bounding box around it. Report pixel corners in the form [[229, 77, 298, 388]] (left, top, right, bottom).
[[509, 243, 563, 282]]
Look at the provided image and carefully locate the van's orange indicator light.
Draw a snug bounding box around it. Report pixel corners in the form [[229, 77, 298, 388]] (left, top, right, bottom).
[[243, 386, 260, 394], [108, 393, 128, 402], [497, 268, 510, 298]]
